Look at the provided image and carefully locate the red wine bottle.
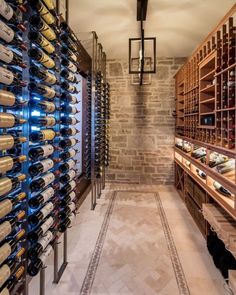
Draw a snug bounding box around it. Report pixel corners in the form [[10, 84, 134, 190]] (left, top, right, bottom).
[[28, 202, 54, 226], [30, 172, 55, 192], [28, 216, 54, 243]]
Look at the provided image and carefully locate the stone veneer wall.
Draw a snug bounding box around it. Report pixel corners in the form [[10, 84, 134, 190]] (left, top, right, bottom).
[[106, 57, 186, 184]]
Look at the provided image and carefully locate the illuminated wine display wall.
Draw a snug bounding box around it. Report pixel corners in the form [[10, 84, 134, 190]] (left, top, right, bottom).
[[0, 0, 110, 294]]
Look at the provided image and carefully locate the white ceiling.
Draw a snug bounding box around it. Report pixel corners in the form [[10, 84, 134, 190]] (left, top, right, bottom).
[[67, 0, 235, 59]]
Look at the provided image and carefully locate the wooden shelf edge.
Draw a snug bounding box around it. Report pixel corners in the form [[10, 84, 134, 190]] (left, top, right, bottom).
[[174, 159, 236, 220]]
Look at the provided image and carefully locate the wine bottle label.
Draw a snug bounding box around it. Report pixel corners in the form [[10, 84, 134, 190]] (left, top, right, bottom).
[[44, 102, 56, 113], [0, 135, 14, 151], [70, 52, 77, 62], [0, 20, 14, 43], [41, 129, 55, 141], [0, 178, 12, 197], [40, 202, 53, 219], [0, 156, 14, 173], [71, 107, 77, 114], [0, 287, 9, 295], [68, 61, 77, 73], [0, 0, 13, 20], [0, 243, 11, 266], [69, 191, 76, 201], [44, 72, 57, 85], [67, 169, 76, 181], [41, 144, 54, 156], [39, 4, 55, 25], [0, 222, 11, 243], [70, 96, 77, 105], [42, 173, 55, 186], [69, 202, 76, 212], [43, 0, 55, 10], [70, 138, 77, 146], [67, 84, 76, 92], [38, 230, 53, 250], [69, 213, 76, 224], [69, 180, 76, 190], [0, 44, 13, 64], [40, 21, 56, 41], [38, 36, 55, 54], [0, 90, 15, 106], [39, 244, 53, 265], [40, 187, 54, 203], [0, 199, 12, 219], [70, 117, 77, 125], [39, 52, 55, 69], [213, 182, 221, 190], [38, 84, 55, 99], [0, 264, 10, 288], [46, 117, 56, 126], [0, 113, 15, 128], [69, 149, 76, 158], [41, 216, 54, 235], [70, 128, 77, 136], [67, 159, 76, 170], [41, 158, 54, 173], [0, 67, 14, 85]]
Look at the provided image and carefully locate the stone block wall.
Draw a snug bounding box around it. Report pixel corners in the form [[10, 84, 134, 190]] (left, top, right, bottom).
[[106, 57, 186, 184]]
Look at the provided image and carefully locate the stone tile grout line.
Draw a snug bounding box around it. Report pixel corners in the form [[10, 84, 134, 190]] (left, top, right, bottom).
[[80, 190, 190, 295]]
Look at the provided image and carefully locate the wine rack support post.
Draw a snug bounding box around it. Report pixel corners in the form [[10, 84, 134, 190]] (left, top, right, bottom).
[[53, 232, 68, 284], [90, 31, 98, 210], [39, 267, 46, 295], [53, 242, 59, 283]]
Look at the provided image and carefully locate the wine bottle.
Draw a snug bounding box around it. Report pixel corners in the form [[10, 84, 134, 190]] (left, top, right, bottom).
[[28, 48, 55, 69], [0, 265, 24, 295], [41, 0, 55, 11], [60, 69, 78, 83], [61, 105, 78, 114], [29, 187, 54, 209], [0, 192, 26, 219], [58, 202, 76, 220], [209, 154, 228, 168], [30, 100, 56, 113], [61, 81, 77, 93], [60, 116, 78, 125], [216, 159, 235, 174], [0, 154, 26, 174], [28, 82, 56, 100], [61, 92, 78, 104], [0, 90, 22, 107], [59, 160, 76, 173], [30, 116, 56, 127], [213, 181, 231, 197], [60, 127, 78, 137], [28, 31, 55, 54], [0, 174, 25, 197], [27, 244, 53, 276], [28, 0, 55, 25], [0, 210, 25, 243], [0, 248, 25, 288], [28, 216, 54, 243], [0, 44, 26, 68], [59, 180, 76, 196], [58, 213, 75, 233], [60, 148, 77, 161], [59, 191, 76, 207], [0, 229, 25, 265], [30, 129, 56, 143], [61, 58, 77, 73], [28, 230, 53, 260], [60, 46, 77, 62], [28, 202, 54, 226], [0, 67, 25, 87], [60, 169, 76, 184], [29, 14, 56, 41], [29, 158, 54, 178], [29, 144, 54, 161], [29, 66, 57, 85], [0, 0, 24, 27], [60, 34, 77, 52], [30, 172, 55, 192], [0, 113, 26, 128], [196, 169, 206, 179], [0, 20, 26, 50], [0, 134, 26, 152], [60, 21, 78, 43], [59, 138, 78, 149]]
